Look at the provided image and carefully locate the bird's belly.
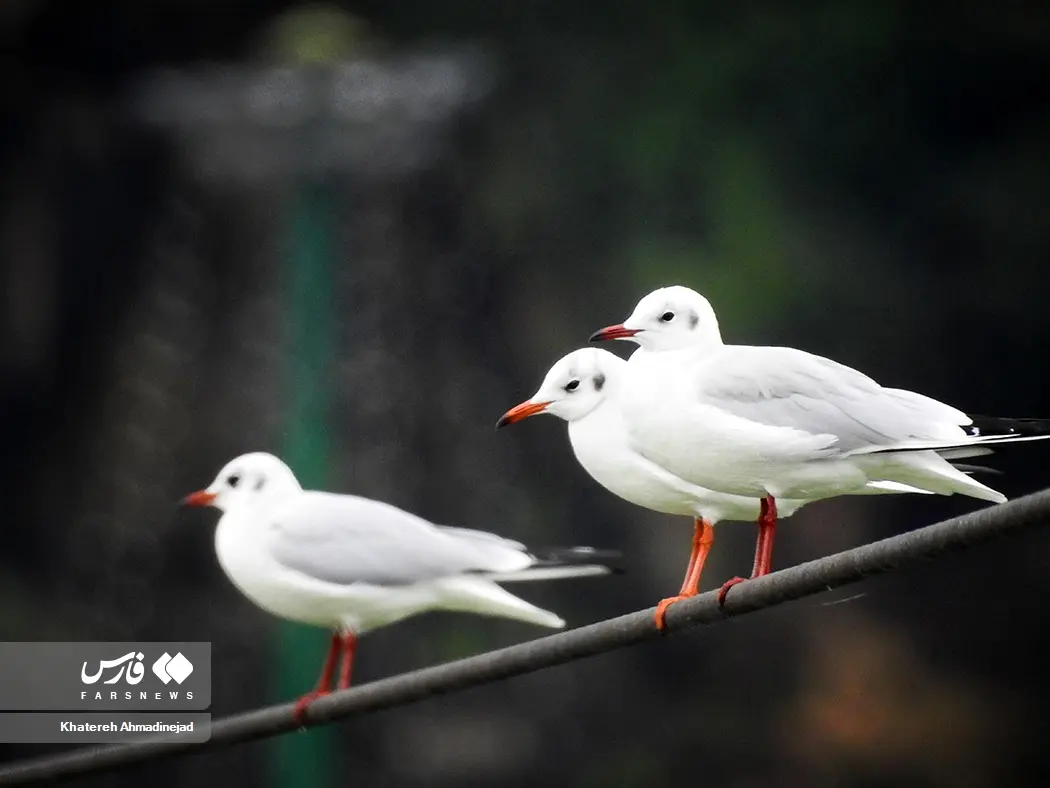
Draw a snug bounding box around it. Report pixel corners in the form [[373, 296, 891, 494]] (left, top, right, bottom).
[[758, 461, 870, 500], [214, 541, 337, 627], [573, 449, 701, 517], [636, 437, 867, 499], [214, 524, 437, 632], [621, 395, 867, 500]]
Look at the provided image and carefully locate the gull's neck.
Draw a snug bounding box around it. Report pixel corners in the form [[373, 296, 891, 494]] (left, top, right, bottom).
[[567, 396, 629, 455], [567, 379, 629, 436]]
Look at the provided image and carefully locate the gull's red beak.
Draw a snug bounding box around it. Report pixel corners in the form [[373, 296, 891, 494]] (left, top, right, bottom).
[[180, 490, 218, 508], [589, 324, 640, 342], [495, 400, 552, 430]]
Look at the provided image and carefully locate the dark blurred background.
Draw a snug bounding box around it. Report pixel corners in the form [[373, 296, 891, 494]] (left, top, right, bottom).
[[2, 1, 1050, 787]]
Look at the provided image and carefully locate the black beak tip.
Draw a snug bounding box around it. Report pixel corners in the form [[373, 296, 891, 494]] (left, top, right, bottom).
[[588, 330, 604, 343], [494, 415, 510, 430]]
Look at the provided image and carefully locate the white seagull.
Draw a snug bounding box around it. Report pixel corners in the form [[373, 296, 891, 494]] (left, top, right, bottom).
[[497, 347, 948, 627], [498, 347, 806, 627], [590, 285, 1050, 604], [181, 452, 619, 719]]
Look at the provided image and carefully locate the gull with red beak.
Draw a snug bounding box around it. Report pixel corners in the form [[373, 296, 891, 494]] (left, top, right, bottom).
[[181, 452, 619, 721], [591, 285, 1050, 605], [498, 347, 814, 628]]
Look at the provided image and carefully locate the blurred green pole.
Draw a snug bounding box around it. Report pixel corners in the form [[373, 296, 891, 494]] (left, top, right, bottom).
[[272, 177, 337, 788]]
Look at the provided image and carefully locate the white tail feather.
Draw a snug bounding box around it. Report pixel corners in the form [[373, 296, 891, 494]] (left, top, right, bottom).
[[864, 480, 937, 495], [865, 452, 1007, 503], [434, 576, 567, 628], [484, 565, 613, 583]]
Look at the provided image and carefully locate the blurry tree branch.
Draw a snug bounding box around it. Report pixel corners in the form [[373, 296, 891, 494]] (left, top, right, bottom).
[[2, 487, 1050, 786]]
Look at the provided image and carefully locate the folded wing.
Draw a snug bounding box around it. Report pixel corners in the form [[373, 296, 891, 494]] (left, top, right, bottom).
[[692, 345, 971, 454], [267, 492, 533, 587]]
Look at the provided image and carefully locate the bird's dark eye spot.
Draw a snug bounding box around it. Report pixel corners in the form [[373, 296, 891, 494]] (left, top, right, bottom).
[[660, 311, 675, 322], [564, 379, 580, 392], [227, 474, 241, 488], [594, 372, 606, 392], [254, 476, 266, 492]]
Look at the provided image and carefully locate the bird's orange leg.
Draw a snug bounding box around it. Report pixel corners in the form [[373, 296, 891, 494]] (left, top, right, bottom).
[[654, 518, 715, 631], [293, 632, 341, 724], [718, 495, 778, 607], [336, 632, 357, 690], [752, 494, 778, 577]]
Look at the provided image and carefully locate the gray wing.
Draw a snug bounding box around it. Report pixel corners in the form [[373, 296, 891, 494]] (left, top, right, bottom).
[[435, 526, 528, 553], [694, 345, 970, 452], [267, 492, 531, 587]]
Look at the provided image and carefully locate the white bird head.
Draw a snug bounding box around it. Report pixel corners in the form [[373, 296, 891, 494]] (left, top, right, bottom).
[[590, 285, 722, 352], [496, 348, 625, 428], [181, 452, 303, 513]]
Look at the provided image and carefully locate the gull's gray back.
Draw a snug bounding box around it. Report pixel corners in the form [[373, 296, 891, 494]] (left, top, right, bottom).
[[266, 492, 531, 587], [693, 345, 969, 453]]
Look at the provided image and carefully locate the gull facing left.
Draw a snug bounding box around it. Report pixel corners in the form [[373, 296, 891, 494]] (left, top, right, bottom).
[[497, 347, 809, 627], [181, 452, 618, 720]]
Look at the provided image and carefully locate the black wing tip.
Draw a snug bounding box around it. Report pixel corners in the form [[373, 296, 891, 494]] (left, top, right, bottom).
[[965, 414, 1050, 437]]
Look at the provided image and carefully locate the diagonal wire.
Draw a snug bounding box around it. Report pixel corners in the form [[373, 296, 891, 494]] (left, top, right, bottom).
[[2, 487, 1049, 786]]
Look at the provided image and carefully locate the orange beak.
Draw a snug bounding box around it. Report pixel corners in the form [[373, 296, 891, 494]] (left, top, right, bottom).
[[589, 324, 640, 342], [495, 400, 552, 429], [180, 490, 218, 507]]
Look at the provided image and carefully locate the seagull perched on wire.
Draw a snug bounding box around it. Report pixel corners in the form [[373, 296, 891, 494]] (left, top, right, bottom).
[[497, 347, 968, 628], [590, 285, 1050, 612], [181, 452, 619, 721], [498, 347, 808, 627]]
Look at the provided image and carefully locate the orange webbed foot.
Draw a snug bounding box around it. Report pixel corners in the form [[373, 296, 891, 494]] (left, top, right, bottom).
[[293, 689, 331, 726], [654, 593, 695, 631], [717, 576, 747, 608]]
